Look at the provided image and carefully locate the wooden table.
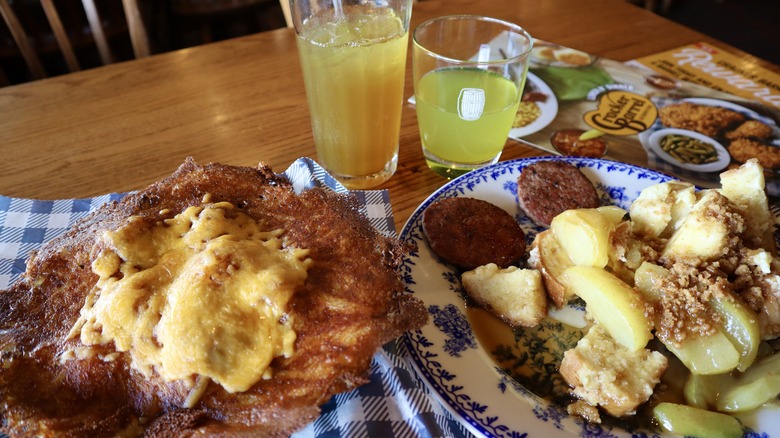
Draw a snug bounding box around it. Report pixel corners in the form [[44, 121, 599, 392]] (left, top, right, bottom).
[[1, 0, 777, 232]]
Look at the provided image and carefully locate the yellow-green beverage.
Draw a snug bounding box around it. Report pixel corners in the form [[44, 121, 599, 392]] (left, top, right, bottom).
[[295, 5, 408, 189], [415, 67, 522, 178]]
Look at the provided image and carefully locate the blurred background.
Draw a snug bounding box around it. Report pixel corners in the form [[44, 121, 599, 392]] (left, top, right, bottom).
[[0, 0, 289, 85], [657, 0, 779, 67], [1, 0, 778, 87]]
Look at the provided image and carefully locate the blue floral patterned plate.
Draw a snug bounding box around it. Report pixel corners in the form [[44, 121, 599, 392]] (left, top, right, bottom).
[[399, 156, 780, 438]]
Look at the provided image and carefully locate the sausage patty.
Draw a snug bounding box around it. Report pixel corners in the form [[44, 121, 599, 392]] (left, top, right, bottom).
[[517, 160, 599, 227], [422, 197, 526, 270]]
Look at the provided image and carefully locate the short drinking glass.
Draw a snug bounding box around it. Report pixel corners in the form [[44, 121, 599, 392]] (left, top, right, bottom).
[[413, 15, 533, 178], [291, 0, 413, 189]]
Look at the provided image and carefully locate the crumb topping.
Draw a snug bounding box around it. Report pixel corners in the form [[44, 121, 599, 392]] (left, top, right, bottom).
[[654, 259, 726, 345], [647, 239, 780, 345], [619, 188, 779, 346]]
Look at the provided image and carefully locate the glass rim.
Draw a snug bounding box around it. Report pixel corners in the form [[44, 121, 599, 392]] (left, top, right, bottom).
[[412, 15, 534, 66]]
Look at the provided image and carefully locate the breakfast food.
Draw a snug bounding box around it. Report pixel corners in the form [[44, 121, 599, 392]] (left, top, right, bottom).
[[0, 158, 427, 437], [533, 159, 780, 435], [659, 102, 745, 137], [461, 264, 547, 327], [422, 197, 525, 270], [550, 128, 608, 158], [559, 325, 668, 417], [517, 160, 600, 227], [417, 156, 777, 434]]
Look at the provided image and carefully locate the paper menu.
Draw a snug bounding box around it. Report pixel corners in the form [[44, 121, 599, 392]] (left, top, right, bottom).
[[626, 42, 780, 110], [507, 40, 780, 197]]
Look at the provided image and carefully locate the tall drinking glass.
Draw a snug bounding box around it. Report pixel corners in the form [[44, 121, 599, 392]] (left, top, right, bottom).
[[413, 16, 533, 178], [291, 0, 413, 189]]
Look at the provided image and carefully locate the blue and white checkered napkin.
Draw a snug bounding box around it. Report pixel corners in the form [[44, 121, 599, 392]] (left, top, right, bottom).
[[0, 157, 469, 438]]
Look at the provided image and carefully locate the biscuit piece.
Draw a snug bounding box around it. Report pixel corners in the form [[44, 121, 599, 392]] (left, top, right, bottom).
[[423, 198, 525, 270], [559, 325, 668, 417], [461, 264, 548, 327], [517, 161, 600, 228]]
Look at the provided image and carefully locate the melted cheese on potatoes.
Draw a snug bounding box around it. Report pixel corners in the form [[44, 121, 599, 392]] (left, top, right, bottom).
[[67, 201, 311, 394]]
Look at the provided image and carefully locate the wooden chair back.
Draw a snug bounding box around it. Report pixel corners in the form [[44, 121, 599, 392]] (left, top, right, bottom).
[[280, 0, 291, 28], [0, 0, 150, 80]]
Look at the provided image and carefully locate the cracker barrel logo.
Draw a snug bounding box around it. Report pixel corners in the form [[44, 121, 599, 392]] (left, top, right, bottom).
[[584, 90, 658, 135], [458, 88, 486, 121]]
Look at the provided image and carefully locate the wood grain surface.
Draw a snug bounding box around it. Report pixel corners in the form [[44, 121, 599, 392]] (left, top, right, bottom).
[[1, 0, 777, 231]]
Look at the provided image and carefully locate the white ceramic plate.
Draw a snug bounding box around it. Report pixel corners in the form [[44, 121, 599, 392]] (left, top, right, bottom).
[[399, 156, 780, 438], [509, 72, 559, 139], [648, 127, 730, 172]]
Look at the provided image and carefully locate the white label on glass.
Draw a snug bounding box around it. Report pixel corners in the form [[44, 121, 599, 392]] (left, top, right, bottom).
[[458, 88, 485, 121]]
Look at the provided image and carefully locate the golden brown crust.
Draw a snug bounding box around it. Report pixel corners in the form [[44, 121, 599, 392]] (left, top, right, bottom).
[[724, 120, 774, 140], [659, 102, 745, 137], [0, 157, 427, 437], [728, 138, 780, 169]]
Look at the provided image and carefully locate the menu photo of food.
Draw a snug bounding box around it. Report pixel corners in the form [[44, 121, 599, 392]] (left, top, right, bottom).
[[640, 97, 780, 174], [507, 40, 780, 198], [529, 41, 597, 68], [509, 71, 559, 138]]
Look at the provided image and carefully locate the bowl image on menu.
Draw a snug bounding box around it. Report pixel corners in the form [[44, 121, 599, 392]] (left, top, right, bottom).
[[648, 128, 730, 173], [550, 128, 608, 158]]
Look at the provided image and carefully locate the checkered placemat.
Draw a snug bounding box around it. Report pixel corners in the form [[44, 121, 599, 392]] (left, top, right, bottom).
[[0, 157, 470, 438]]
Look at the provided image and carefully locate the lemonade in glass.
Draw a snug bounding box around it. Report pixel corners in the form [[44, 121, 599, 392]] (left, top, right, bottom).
[[293, 1, 412, 189], [412, 16, 533, 178]]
